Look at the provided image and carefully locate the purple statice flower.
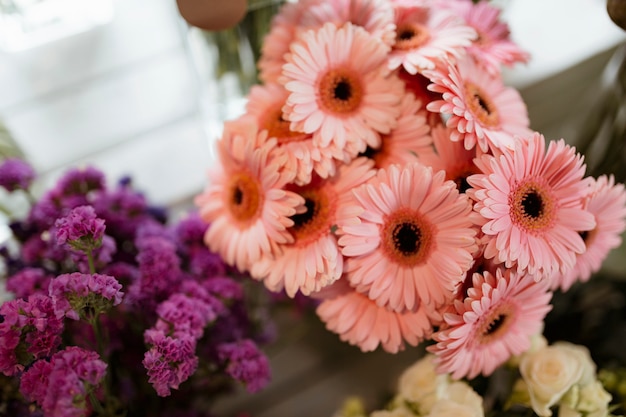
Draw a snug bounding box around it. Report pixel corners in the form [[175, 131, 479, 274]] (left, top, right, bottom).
[[154, 293, 217, 339], [130, 235, 182, 305], [6, 267, 53, 298], [173, 212, 208, 247], [0, 157, 35, 192], [143, 329, 198, 397], [55, 166, 106, 200], [0, 294, 64, 376], [21, 233, 67, 267], [54, 205, 106, 253], [92, 180, 153, 240], [20, 347, 107, 417], [216, 339, 270, 393], [178, 280, 226, 317], [173, 212, 227, 277], [49, 272, 123, 320], [203, 276, 244, 302]]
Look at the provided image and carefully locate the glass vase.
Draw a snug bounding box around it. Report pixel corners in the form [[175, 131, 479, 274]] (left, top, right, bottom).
[[183, 0, 285, 139]]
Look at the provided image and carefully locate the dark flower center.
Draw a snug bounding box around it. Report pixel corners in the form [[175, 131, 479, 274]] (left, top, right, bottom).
[[522, 191, 543, 219], [334, 80, 352, 101], [291, 198, 316, 230], [393, 222, 421, 255]]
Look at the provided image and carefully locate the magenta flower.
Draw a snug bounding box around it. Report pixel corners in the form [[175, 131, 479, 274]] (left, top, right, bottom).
[[0, 295, 64, 376], [20, 347, 107, 417], [6, 267, 53, 298], [49, 272, 123, 321], [154, 293, 217, 339], [216, 339, 270, 393], [0, 157, 35, 192], [143, 330, 199, 397], [54, 205, 106, 253]]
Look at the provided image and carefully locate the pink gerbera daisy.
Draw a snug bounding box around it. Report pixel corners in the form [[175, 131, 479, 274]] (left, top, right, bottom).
[[360, 92, 435, 169], [467, 133, 596, 278], [250, 158, 376, 297], [301, 0, 397, 46], [281, 22, 404, 154], [429, 268, 552, 379], [423, 123, 482, 193], [245, 83, 344, 185], [315, 278, 435, 353], [195, 118, 305, 272], [387, 4, 476, 74], [439, 0, 530, 75], [337, 162, 478, 313], [425, 56, 532, 153], [553, 175, 626, 291]]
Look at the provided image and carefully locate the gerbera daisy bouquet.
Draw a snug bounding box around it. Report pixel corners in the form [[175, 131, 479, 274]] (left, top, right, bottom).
[[193, 0, 626, 415], [0, 157, 281, 416]]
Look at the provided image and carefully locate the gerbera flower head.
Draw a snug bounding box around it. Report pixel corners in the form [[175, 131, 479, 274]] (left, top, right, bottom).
[[429, 268, 552, 379], [337, 162, 478, 313], [245, 83, 344, 185], [359, 92, 435, 169], [387, 4, 476, 74], [251, 157, 376, 297], [425, 55, 531, 153], [439, 0, 530, 75], [281, 22, 404, 155], [467, 133, 596, 277], [301, 0, 397, 46], [315, 278, 434, 353], [553, 174, 626, 291], [425, 123, 482, 193], [195, 118, 305, 272]]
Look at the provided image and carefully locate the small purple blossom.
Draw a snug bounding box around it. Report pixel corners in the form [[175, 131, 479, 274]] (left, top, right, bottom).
[[0, 295, 64, 376], [54, 205, 106, 253], [143, 330, 198, 397], [154, 294, 217, 339], [131, 236, 182, 305], [92, 182, 152, 240], [56, 166, 106, 199], [216, 339, 270, 393], [6, 267, 53, 298], [0, 158, 35, 192], [20, 347, 107, 417], [49, 273, 123, 320], [69, 234, 117, 274]]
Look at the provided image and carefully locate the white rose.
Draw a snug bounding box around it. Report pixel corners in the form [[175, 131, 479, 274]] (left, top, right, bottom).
[[397, 354, 449, 414], [370, 408, 416, 417], [446, 381, 484, 416], [558, 404, 581, 417], [519, 343, 589, 416], [576, 380, 612, 415]]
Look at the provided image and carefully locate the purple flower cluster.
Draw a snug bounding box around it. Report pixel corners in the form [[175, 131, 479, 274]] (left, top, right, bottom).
[[49, 273, 123, 321], [0, 157, 35, 192], [216, 339, 271, 393], [0, 295, 64, 376], [20, 347, 107, 417], [0, 160, 279, 416]]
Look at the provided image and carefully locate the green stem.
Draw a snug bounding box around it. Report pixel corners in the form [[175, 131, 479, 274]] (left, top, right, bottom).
[[88, 389, 105, 415], [87, 249, 96, 275]]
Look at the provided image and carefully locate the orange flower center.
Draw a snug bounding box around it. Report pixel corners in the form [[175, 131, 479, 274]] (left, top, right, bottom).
[[477, 303, 515, 345], [261, 105, 310, 145], [288, 185, 336, 245], [227, 172, 262, 225], [382, 208, 434, 266], [393, 23, 430, 50], [509, 179, 556, 234], [465, 82, 499, 127], [318, 68, 364, 115]]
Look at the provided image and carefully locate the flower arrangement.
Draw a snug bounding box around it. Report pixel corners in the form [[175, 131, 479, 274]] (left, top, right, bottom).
[[0, 158, 277, 416], [191, 0, 626, 415]]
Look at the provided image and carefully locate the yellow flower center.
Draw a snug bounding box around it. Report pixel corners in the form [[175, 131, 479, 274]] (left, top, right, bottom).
[[318, 68, 364, 115], [381, 208, 434, 266]]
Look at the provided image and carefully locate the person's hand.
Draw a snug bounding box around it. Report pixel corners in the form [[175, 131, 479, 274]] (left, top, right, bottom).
[[176, 0, 248, 30]]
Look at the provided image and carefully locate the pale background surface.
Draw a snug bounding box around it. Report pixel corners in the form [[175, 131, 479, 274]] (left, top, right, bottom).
[[0, 0, 625, 415]]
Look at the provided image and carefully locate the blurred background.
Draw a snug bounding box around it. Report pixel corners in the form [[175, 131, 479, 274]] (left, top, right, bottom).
[[0, 0, 625, 415]]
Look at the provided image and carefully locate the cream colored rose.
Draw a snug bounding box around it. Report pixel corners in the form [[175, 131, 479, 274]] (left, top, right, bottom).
[[446, 381, 484, 414], [519, 343, 590, 416], [397, 354, 449, 414], [576, 380, 612, 415], [370, 408, 416, 417]]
